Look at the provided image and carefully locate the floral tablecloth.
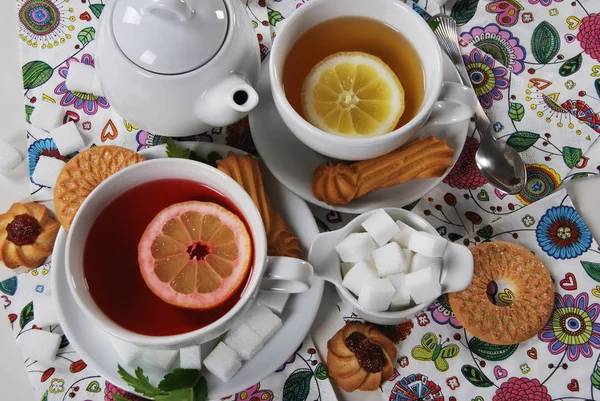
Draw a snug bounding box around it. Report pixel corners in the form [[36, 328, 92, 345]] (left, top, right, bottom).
[[6, 0, 600, 399]]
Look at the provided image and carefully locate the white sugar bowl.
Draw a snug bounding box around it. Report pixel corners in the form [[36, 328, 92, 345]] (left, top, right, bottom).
[[96, 0, 261, 136]]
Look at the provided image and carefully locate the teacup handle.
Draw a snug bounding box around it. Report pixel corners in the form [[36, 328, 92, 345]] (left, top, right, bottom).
[[259, 257, 314, 293], [423, 81, 476, 129]]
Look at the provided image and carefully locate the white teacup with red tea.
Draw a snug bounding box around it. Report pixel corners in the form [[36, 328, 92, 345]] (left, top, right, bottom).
[[65, 158, 313, 349]]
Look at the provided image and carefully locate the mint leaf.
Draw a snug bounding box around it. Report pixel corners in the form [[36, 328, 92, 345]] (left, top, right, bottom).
[[206, 151, 223, 167], [193, 376, 208, 401], [158, 369, 201, 392], [188, 150, 206, 164], [112, 394, 130, 401], [154, 388, 194, 401], [165, 138, 191, 159], [117, 365, 161, 397]]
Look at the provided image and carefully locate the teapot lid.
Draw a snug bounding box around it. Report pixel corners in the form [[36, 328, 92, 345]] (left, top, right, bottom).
[[111, 0, 228, 75]]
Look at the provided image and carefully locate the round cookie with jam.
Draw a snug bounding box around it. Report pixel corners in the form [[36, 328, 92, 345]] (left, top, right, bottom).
[[327, 323, 397, 392]]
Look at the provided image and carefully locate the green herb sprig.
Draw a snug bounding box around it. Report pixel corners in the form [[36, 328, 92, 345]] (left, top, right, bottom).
[[165, 138, 223, 167]]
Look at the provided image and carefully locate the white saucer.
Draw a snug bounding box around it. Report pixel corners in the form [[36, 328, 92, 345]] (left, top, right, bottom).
[[51, 142, 324, 399], [249, 55, 467, 214]]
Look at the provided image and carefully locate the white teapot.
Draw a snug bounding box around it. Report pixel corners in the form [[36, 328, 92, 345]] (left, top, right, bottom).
[[96, 0, 261, 136]]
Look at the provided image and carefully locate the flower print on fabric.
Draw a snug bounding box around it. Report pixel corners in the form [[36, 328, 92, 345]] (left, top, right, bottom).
[[104, 381, 146, 401], [235, 383, 274, 401], [27, 138, 72, 185], [462, 49, 509, 109], [516, 164, 561, 205], [17, 0, 74, 49], [528, 0, 563, 6], [492, 377, 552, 401], [539, 293, 600, 361], [443, 136, 487, 189], [535, 205, 592, 259], [427, 295, 462, 329], [54, 54, 109, 115], [461, 24, 526, 74], [577, 13, 600, 63]]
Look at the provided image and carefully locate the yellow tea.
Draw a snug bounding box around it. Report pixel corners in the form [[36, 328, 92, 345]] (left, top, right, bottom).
[[282, 16, 425, 131]]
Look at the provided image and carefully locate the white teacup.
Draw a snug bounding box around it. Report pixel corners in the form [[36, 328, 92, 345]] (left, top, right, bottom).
[[65, 158, 313, 349], [269, 0, 475, 161]]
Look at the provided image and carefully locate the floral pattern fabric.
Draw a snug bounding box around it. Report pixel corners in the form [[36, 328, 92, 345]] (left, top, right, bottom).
[[8, 0, 600, 400]]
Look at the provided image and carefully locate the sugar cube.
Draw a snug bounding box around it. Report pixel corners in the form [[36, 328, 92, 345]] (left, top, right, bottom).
[[91, 72, 104, 96], [408, 232, 448, 258], [204, 342, 242, 382], [388, 274, 412, 310], [110, 336, 144, 364], [33, 297, 59, 327], [410, 253, 442, 277], [224, 323, 264, 360], [179, 345, 202, 369], [50, 122, 84, 156], [358, 278, 395, 312], [143, 348, 179, 370], [341, 262, 354, 277], [335, 232, 377, 263], [392, 220, 417, 247], [342, 260, 379, 296], [30, 101, 64, 131], [19, 330, 61, 362], [0, 137, 23, 175], [256, 291, 289, 315], [372, 242, 409, 277], [361, 209, 400, 246], [66, 61, 96, 94], [405, 267, 442, 304], [32, 156, 66, 188], [244, 304, 282, 342], [403, 249, 414, 267]]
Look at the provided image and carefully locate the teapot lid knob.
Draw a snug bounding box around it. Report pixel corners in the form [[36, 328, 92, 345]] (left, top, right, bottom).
[[110, 0, 228, 75]]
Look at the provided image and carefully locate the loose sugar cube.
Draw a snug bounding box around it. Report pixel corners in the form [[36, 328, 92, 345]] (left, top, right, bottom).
[[358, 278, 395, 312], [50, 122, 84, 156], [143, 348, 179, 370], [335, 232, 377, 263], [341, 262, 354, 277], [403, 249, 414, 267], [392, 220, 417, 247], [342, 260, 379, 296], [361, 209, 400, 246], [110, 336, 144, 364], [179, 345, 202, 369], [32, 156, 66, 188], [91, 72, 104, 96], [30, 101, 64, 131], [406, 267, 442, 304], [388, 274, 412, 310], [204, 342, 242, 382], [33, 297, 59, 327], [0, 137, 22, 175], [244, 304, 282, 342], [256, 291, 289, 315], [224, 323, 264, 360], [19, 330, 61, 362], [66, 61, 96, 94], [410, 253, 442, 276], [372, 242, 409, 277], [408, 232, 448, 258]]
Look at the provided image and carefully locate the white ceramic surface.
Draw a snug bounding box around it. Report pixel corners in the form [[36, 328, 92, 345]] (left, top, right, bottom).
[[249, 54, 470, 214], [52, 142, 324, 399], [308, 208, 473, 326], [65, 156, 312, 349], [268, 0, 474, 160], [96, 0, 260, 136]]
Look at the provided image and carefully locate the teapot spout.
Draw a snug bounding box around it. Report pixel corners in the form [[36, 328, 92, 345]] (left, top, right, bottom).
[[195, 74, 259, 128]]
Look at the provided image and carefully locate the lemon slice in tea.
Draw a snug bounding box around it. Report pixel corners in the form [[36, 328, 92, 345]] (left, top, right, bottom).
[[138, 201, 251, 310], [301, 52, 405, 137]]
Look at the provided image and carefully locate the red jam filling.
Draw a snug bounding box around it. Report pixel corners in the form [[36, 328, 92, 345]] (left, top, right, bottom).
[[345, 331, 385, 373], [6, 214, 42, 246]]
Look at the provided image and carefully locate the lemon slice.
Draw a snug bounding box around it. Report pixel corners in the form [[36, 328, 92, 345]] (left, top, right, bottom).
[[301, 52, 405, 137]]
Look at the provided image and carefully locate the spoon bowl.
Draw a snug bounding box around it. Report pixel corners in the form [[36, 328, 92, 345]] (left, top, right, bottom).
[[308, 208, 474, 325]]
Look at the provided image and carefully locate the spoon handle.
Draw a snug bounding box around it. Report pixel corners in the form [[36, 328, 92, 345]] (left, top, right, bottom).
[[432, 14, 491, 135]]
